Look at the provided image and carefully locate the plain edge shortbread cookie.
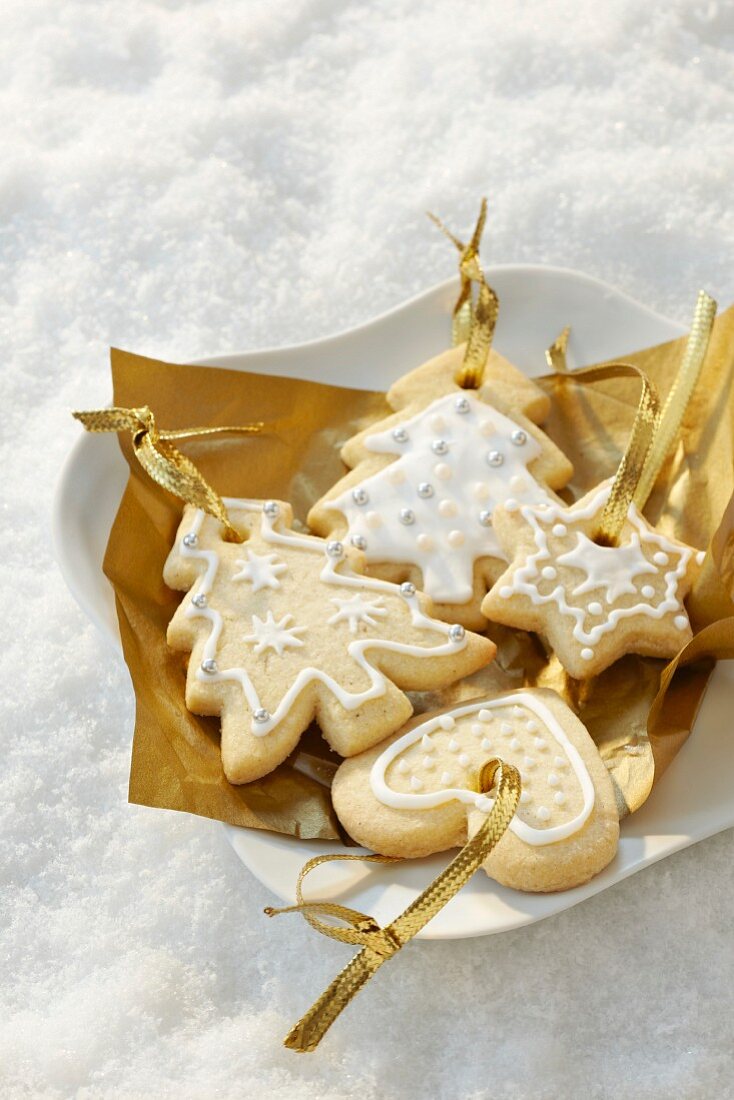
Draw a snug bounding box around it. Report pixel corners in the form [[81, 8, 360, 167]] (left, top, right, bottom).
[[332, 688, 619, 893], [164, 498, 497, 785]]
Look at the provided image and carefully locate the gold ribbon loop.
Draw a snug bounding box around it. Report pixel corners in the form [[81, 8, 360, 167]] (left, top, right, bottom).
[[545, 290, 716, 546], [266, 758, 521, 1052], [73, 405, 263, 542], [428, 197, 499, 389]]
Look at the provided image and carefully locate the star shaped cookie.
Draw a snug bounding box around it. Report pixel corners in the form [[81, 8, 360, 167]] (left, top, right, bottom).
[[482, 480, 703, 678]]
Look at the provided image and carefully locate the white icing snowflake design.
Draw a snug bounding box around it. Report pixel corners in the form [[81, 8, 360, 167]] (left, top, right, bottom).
[[242, 611, 306, 656], [232, 548, 287, 592], [328, 594, 388, 633], [325, 391, 550, 604]]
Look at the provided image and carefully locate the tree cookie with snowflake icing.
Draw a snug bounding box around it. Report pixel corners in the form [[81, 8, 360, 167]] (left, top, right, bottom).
[[482, 480, 704, 679], [332, 689, 619, 893], [163, 499, 495, 784], [308, 349, 573, 629]]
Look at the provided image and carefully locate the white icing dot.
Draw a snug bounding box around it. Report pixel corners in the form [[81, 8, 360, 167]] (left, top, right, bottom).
[[410, 776, 423, 791], [554, 756, 568, 769], [675, 614, 689, 630], [448, 530, 465, 548], [552, 523, 567, 537], [510, 737, 522, 750], [654, 551, 669, 565], [512, 705, 524, 717], [548, 773, 559, 787], [397, 759, 409, 774], [416, 533, 434, 551], [641, 585, 655, 599], [471, 723, 485, 737], [526, 720, 538, 733], [481, 737, 492, 751], [434, 463, 452, 480], [430, 414, 445, 432], [478, 709, 493, 722], [473, 481, 490, 501], [523, 756, 536, 769], [439, 715, 456, 730], [581, 647, 594, 660], [510, 475, 527, 493], [448, 738, 460, 753], [534, 738, 547, 751], [696, 550, 706, 565], [554, 791, 566, 806], [366, 511, 382, 529], [421, 734, 433, 750], [459, 753, 471, 767], [501, 721, 513, 735], [537, 806, 551, 821], [541, 566, 557, 580], [504, 499, 519, 512], [520, 790, 531, 804], [438, 499, 457, 517], [480, 420, 496, 437], [440, 771, 453, 785], [499, 586, 514, 599], [422, 755, 435, 770], [588, 601, 603, 616]]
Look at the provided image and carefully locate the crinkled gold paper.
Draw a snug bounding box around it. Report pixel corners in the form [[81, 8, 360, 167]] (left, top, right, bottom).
[[104, 308, 734, 836]]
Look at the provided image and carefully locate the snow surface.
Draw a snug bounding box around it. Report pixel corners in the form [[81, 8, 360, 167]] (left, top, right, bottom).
[[2, 0, 734, 1096]]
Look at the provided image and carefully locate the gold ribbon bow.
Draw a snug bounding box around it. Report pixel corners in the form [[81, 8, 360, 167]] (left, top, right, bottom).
[[72, 405, 264, 542], [429, 197, 499, 390], [546, 290, 716, 545], [265, 758, 521, 1052]]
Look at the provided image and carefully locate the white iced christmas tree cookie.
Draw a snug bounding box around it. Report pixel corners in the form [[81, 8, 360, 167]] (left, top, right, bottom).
[[163, 499, 495, 784], [332, 689, 619, 893], [309, 351, 573, 629], [482, 479, 704, 679]]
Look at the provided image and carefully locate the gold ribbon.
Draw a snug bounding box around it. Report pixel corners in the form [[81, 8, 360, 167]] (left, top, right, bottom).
[[546, 290, 716, 545], [429, 197, 499, 389], [265, 758, 521, 1052], [73, 406, 263, 542]]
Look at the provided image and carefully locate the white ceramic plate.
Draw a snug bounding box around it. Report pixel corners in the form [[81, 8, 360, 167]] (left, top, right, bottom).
[[54, 264, 734, 940]]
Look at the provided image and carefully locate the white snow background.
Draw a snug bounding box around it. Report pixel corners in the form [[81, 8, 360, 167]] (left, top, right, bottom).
[[2, 1, 733, 1097]]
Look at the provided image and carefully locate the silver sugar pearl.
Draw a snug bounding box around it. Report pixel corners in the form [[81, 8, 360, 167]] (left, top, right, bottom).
[[400, 581, 416, 597], [192, 593, 207, 608], [399, 508, 416, 525], [350, 534, 367, 551], [326, 540, 344, 558], [478, 509, 493, 526], [431, 439, 449, 455], [486, 450, 504, 467], [183, 532, 198, 548], [454, 395, 470, 414], [352, 487, 369, 506], [392, 427, 409, 443], [449, 623, 466, 642], [263, 500, 280, 517], [417, 482, 434, 498], [511, 429, 527, 446], [201, 658, 218, 674], [254, 708, 271, 724]]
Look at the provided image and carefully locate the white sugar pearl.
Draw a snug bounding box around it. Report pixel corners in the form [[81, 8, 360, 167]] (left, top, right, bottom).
[[554, 792, 566, 806], [431, 439, 449, 455], [504, 498, 519, 512], [581, 647, 594, 661], [263, 500, 280, 518], [478, 709, 493, 722], [454, 396, 470, 414], [459, 753, 471, 767], [654, 551, 669, 565], [537, 806, 551, 821], [674, 614, 689, 630], [416, 533, 434, 551], [417, 482, 434, 498], [588, 601, 603, 616], [352, 487, 369, 505], [400, 581, 416, 597], [548, 773, 559, 787], [448, 530, 465, 548], [478, 509, 493, 526], [192, 593, 207, 608], [183, 532, 198, 548], [438, 499, 457, 517], [392, 427, 409, 443], [410, 776, 423, 791], [641, 585, 655, 599], [201, 658, 218, 674], [510, 429, 527, 446], [486, 450, 504, 467], [542, 566, 557, 580], [434, 463, 452, 480], [552, 524, 567, 537], [439, 715, 456, 730], [399, 508, 415, 525]]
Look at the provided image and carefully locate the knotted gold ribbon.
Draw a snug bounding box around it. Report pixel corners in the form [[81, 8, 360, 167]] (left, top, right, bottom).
[[429, 197, 499, 389], [265, 758, 521, 1052], [72, 406, 264, 542], [546, 290, 716, 545]]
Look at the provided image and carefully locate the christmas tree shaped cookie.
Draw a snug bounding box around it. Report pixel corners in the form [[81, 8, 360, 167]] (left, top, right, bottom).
[[308, 351, 573, 629], [482, 480, 704, 678], [164, 499, 495, 784]]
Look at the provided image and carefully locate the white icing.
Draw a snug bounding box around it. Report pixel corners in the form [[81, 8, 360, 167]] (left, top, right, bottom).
[[498, 481, 696, 647], [370, 692, 595, 846], [325, 392, 550, 604], [232, 548, 286, 592], [242, 611, 305, 656], [328, 594, 387, 633], [179, 499, 468, 736]]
